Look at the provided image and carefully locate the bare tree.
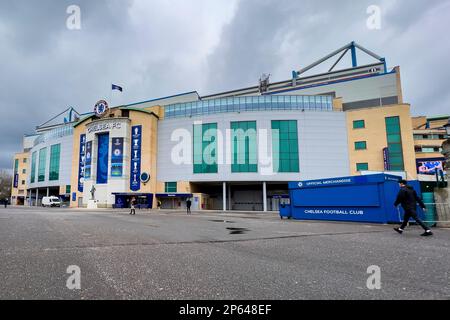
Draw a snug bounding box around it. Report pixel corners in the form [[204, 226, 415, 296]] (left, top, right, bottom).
[[0, 170, 12, 201]]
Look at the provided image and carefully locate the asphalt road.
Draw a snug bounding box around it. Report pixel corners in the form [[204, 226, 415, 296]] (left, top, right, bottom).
[[0, 206, 449, 300]]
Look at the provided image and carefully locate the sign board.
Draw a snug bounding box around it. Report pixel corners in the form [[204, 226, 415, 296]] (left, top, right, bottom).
[[78, 134, 86, 192], [130, 126, 142, 191]]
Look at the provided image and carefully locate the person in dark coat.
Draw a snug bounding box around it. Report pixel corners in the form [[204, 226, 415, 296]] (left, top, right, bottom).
[[186, 199, 192, 215], [394, 180, 433, 237], [3, 199, 7, 208]]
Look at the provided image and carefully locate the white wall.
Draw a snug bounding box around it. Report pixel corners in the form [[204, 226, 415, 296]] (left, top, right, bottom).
[[157, 110, 350, 183]]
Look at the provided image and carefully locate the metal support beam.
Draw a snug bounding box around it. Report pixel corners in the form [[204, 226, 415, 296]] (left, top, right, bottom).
[[354, 43, 383, 61], [328, 48, 349, 72], [36, 189, 39, 207], [350, 43, 358, 68], [295, 42, 353, 76]]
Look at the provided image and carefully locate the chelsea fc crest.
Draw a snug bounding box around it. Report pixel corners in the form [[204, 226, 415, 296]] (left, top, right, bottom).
[[94, 100, 109, 117]]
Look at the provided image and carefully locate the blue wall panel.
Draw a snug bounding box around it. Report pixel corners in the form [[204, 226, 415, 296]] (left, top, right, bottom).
[[96, 133, 109, 184]]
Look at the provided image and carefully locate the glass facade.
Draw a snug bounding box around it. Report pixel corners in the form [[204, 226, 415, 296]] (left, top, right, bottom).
[[272, 120, 300, 173], [165, 95, 333, 119], [165, 182, 177, 193], [30, 152, 37, 184], [356, 163, 369, 171], [33, 125, 73, 147], [353, 120, 365, 129], [193, 123, 218, 174], [385, 116, 404, 171], [49, 144, 61, 181], [355, 141, 367, 150], [38, 148, 47, 182], [231, 121, 257, 173]]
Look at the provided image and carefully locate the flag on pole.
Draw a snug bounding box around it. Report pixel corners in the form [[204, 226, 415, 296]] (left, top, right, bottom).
[[112, 84, 123, 92]]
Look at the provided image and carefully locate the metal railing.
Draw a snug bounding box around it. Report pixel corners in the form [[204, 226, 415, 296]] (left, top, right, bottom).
[[425, 203, 450, 227], [396, 203, 450, 227]]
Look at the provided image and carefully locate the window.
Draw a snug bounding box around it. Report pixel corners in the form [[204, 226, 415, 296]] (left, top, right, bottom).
[[356, 163, 369, 171], [272, 120, 300, 173], [355, 141, 367, 150], [14, 159, 19, 174], [231, 121, 258, 173], [38, 148, 47, 182], [30, 151, 37, 183], [165, 182, 177, 193], [193, 123, 218, 174], [353, 120, 365, 129], [49, 144, 61, 181], [66, 185, 71, 194], [385, 116, 404, 171], [23, 158, 27, 163], [21, 180, 25, 185], [22, 169, 26, 174]]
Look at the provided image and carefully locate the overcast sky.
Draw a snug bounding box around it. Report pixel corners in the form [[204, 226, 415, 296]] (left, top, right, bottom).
[[1, 0, 449, 171]]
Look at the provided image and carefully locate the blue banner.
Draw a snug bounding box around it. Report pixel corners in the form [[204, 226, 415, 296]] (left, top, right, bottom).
[[96, 133, 110, 184], [84, 141, 92, 179], [130, 126, 142, 191], [78, 134, 86, 192], [383, 147, 391, 171], [111, 137, 124, 177], [13, 174, 19, 188]]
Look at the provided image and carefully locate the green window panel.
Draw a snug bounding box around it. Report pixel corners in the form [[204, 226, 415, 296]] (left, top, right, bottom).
[[353, 120, 365, 129], [14, 159, 19, 174], [385, 116, 404, 171], [193, 123, 218, 174], [356, 163, 369, 171], [272, 120, 300, 173], [165, 182, 177, 193], [38, 148, 47, 182], [66, 185, 71, 194], [49, 144, 61, 181], [30, 152, 37, 184], [231, 121, 257, 173], [355, 141, 367, 150]]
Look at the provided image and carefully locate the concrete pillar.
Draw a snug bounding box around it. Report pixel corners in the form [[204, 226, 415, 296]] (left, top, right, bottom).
[[223, 182, 227, 211], [46, 188, 49, 197], [263, 182, 268, 212], [228, 184, 231, 211], [36, 189, 39, 207]]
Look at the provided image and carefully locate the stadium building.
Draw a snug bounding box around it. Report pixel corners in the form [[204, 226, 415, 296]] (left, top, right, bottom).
[[11, 42, 423, 211]]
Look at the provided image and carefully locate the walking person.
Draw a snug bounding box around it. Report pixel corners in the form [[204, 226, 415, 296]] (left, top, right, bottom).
[[186, 198, 192, 215], [130, 197, 136, 215], [3, 198, 7, 208], [394, 180, 433, 237]]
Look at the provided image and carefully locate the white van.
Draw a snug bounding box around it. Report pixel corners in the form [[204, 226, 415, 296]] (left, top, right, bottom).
[[42, 196, 61, 207]]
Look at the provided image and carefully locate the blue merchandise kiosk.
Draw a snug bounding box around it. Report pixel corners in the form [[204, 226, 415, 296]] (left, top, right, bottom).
[[284, 174, 424, 224]]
